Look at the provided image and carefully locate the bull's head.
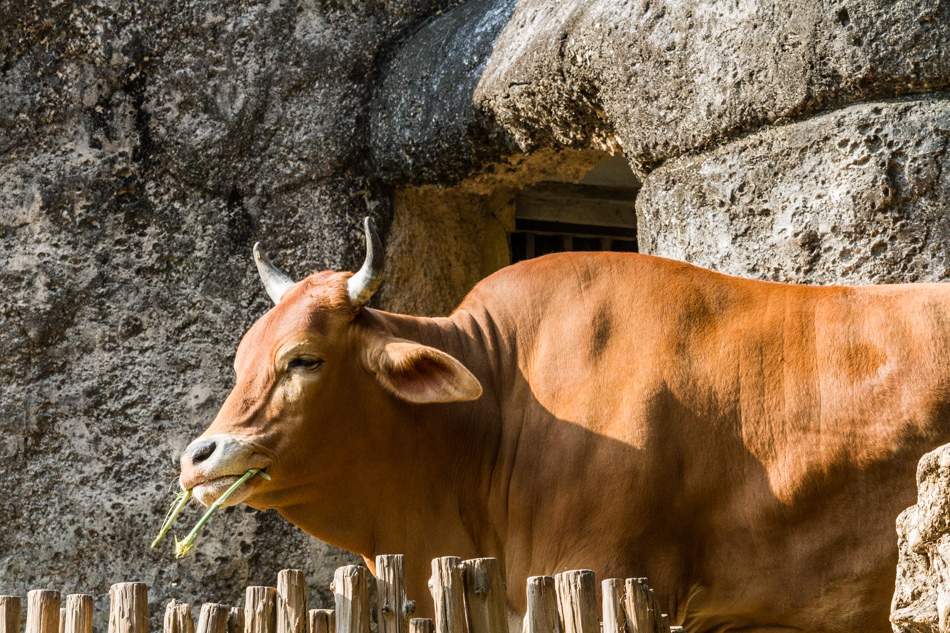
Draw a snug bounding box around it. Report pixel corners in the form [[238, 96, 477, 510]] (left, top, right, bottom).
[[178, 218, 483, 520]]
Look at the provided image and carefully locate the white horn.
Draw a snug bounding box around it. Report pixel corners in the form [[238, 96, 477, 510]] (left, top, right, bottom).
[[346, 217, 384, 309], [253, 243, 295, 305]]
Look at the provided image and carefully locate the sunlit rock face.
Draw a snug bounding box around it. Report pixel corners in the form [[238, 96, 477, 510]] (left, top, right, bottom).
[[374, 0, 950, 181], [892, 446, 950, 633], [636, 98, 950, 286]]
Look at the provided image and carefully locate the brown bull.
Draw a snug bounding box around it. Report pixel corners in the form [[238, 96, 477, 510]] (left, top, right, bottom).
[[179, 218, 949, 633]]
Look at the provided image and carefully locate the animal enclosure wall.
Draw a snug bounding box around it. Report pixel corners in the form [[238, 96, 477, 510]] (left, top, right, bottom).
[[1, 0, 949, 630]]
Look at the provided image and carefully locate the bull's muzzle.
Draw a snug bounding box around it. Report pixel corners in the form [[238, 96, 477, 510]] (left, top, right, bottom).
[[180, 434, 271, 506]]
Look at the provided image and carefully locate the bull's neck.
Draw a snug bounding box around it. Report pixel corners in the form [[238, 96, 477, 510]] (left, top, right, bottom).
[[365, 308, 508, 559], [279, 307, 508, 599]]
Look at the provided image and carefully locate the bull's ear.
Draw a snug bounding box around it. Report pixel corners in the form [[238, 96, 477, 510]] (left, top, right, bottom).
[[366, 338, 482, 404]]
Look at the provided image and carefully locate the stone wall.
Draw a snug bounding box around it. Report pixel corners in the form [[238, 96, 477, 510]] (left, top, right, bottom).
[[892, 446, 950, 633], [637, 98, 950, 284], [3, 0, 950, 630]]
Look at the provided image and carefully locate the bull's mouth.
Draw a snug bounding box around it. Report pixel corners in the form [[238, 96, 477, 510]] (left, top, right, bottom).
[[180, 434, 273, 507], [191, 472, 265, 508]]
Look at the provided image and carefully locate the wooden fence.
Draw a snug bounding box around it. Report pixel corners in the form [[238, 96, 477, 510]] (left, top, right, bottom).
[[0, 556, 681, 633]]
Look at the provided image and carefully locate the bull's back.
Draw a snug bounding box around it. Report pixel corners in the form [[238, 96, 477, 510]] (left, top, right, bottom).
[[464, 251, 950, 462], [458, 251, 950, 632]]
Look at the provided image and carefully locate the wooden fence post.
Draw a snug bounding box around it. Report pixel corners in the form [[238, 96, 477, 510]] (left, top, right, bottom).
[[601, 580, 625, 633], [227, 608, 244, 633], [524, 577, 561, 633], [623, 579, 670, 633], [164, 601, 194, 633], [429, 558, 466, 633], [332, 566, 370, 633], [108, 584, 148, 633], [58, 609, 64, 633], [26, 591, 60, 633], [277, 570, 308, 633], [244, 588, 277, 633], [0, 596, 21, 633], [63, 596, 93, 633], [554, 571, 597, 633], [376, 556, 413, 633], [462, 559, 506, 633], [408, 620, 432, 633], [306, 611, 333, 633], [196, 604, 229, 633]]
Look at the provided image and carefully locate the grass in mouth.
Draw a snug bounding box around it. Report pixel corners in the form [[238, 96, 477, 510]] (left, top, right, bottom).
[[151, 488, 192, 549], [151, 468, 270, 558]]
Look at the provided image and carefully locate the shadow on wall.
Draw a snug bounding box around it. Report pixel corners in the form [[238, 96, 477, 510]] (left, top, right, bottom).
[[370, 0, 647, 318]]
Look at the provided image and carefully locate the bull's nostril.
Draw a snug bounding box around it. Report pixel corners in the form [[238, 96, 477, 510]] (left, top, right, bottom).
[[190, 441, 217, 465]]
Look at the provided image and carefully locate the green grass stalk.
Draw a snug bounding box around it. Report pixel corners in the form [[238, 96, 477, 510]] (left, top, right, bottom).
[[151, 488, 192, 548], [174, 468, 266, 557]]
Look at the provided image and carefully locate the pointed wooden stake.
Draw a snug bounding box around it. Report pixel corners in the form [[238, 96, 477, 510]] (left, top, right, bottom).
[[244, 587, 277, 633], [408, 620, 432, 633], [601, 580, 625, 633], [376, 556, 413, 633], [227, 608, 244, 633], [524, 577, 561, 633], [623, 579, 669, 633], [63, 597, 93, 633], [277, 570, 308, 633], [332, 567, 369, 633], [108, 584, 147, 633], [554, 571, 597, 633], [428, 558, 467, 633], [164, 601, 194, 633], [463, 559, 506, 633], [307, 611, 333, 633], [196, 604, 229, 633], [0, 597, 21, 633], [26, 591, 60, 633]]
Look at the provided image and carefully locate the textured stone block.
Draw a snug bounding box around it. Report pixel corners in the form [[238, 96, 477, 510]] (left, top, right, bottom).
[[637, 98, 950, 284], [477, 0, 950, 171], [373, 0, 950, 183]]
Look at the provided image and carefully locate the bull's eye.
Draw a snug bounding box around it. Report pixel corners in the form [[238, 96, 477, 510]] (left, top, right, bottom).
[[287, 356, 324, 371]]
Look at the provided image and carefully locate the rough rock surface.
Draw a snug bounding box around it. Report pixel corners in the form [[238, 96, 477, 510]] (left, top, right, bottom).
[[636, 97, 950, 285], [891, 444, 950, 633], [371, 0, 518, 184], [478, 0, 950, 171], [0, 0, 448, 628], [373, 0, 950, 182]]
